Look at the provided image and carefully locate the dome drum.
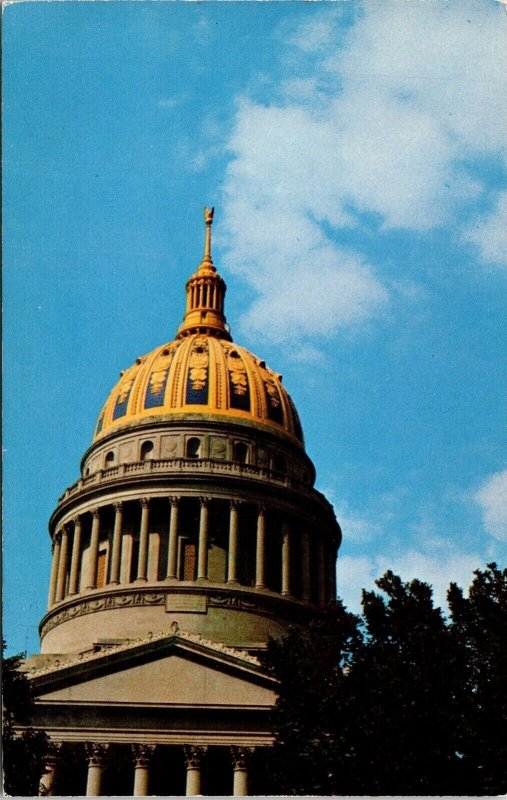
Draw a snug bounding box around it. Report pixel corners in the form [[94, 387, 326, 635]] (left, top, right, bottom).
[[80, 418, 316, 488]]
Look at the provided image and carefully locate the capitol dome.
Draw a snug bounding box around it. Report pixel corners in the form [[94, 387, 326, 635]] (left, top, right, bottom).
[[40, 207, 339, 658], [94, 335, 304, 445]]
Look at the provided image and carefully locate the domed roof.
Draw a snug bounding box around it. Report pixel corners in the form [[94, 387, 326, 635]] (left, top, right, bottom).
[[94, 208, 304, 445], [94, 333, 303, 443]]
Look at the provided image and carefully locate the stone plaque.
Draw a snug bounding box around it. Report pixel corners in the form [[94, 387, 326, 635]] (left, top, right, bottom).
[[161, 435, 179, 458], [166, 594, 207, 613]]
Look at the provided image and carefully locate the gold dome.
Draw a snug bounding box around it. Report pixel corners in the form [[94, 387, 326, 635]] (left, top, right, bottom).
[[94, 209, 304, 444]]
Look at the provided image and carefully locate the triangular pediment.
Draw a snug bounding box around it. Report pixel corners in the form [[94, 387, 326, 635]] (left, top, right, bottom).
[[28, 632, 277, 710]]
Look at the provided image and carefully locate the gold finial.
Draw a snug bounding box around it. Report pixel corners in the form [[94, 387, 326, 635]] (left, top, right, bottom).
[[204, 206, 214, 261]]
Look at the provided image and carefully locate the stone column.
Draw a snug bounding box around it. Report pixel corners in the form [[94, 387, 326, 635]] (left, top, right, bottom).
[[184, 745, 207, 796], [132, 744, 156, 797], [109, 502, 123, 585], [86, 509, 101, 590], [227, 500, 240, 585], [136, 498, 150, 582], [231, 746, 254, 797], [166, 497, 180, 579], [85, 743, 109, 797], [255, 506, 266, 589], [300, 531, 311, 602], [316, 538, 325, 606], [281, 522, 291, 596], [47, 534, 62, 608], [55, 526, 70, 603], [197, 499, 210, 582], [39, 751, 60, 796], [330, 545, 337, 600], [68, 516, 82, 595]]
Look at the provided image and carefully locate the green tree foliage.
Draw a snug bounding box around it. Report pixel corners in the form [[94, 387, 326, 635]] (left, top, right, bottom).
[[2, 643, 52, 796], [262, 564, 506, 796], [257, 601, 360, 795], [448, 563, 507, 794]]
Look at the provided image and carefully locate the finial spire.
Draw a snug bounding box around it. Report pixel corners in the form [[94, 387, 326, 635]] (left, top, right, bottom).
[[176, 206, 232, 341], [203, 206, 214, 264]]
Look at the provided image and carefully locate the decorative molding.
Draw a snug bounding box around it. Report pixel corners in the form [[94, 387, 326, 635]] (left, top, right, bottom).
[[131, 743, 156, 767], [40, 592, 166, 636], [85, 742, 109, 766], [208, 594, 262, 612], [183, 745, 208, 769], [231, 746, 255, 770], [29, 627, 261, 679]]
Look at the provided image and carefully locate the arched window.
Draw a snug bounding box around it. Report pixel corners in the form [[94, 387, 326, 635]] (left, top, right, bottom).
[[140, 441, 154, 461], [105, 451, 115, 467], [234, 442, 249, 464], [186, 437, 201, 459]]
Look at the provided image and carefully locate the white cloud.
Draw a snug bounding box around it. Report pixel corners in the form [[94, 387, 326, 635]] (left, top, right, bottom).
[[337, 549, 482, 615], [475, 468, 507, 541], [465, 192, 507, 270], [220, 1, 507, 342]]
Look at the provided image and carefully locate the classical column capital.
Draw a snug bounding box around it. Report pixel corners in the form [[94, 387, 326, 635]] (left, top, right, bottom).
[[140, 497, 150, 509], [91, 508, 100, 520], [257, 504, 266, 517], [169, 495, 181, 508], [53, 531, 62, 547], [199, 496, 212, 507], [229, 498, 242, 510], [131, 743, 156, 768], [71, 515, 81, 527], [231, 746, 254, 770], [113, 501, 123, 513], [183, 745, 208, 769], [85, 742, 109, 767]]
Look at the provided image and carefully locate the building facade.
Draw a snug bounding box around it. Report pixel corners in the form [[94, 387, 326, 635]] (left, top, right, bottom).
[[22, 209, 342, 796]]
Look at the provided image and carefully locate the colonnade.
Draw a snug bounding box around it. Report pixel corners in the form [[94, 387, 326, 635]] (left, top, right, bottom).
[[39, 742, 254, 797], [47, 497, 337, 610]]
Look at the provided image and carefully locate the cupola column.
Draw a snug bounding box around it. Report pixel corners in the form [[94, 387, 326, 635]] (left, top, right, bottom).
[[85, 743, 109, 797], [47, 533, 62, 608], [300, 531, 311, 602], [109, 502, 123, 585], [132, 744, 156, 797], [197, 499, 210, 581], [281, 522, 291, 596], [255, 506, 266, 589], [330, 544, 337, 599], [86, 510, 101, 590], [316, 538, 326, 606], [68, 516, 82, 595], [184, 745, 207, 797], [166, 497, 180, 580], [136, 498, 150, 582], [227, 500, 240, 585], [55, 525, 70, 603]]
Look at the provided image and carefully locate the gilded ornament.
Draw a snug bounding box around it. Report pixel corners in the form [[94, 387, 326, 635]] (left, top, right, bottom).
[[227, 351, 248, 395], [188, 338, 209, 391], [261, 368, 281, 408], [148, 350, 174, 395]]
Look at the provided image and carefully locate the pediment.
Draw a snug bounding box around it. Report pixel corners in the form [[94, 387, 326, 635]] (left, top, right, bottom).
[[29, 633, 277, 710]]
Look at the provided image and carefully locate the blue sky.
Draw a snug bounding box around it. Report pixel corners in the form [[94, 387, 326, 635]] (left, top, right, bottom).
[[3, 0, 506, 656]]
